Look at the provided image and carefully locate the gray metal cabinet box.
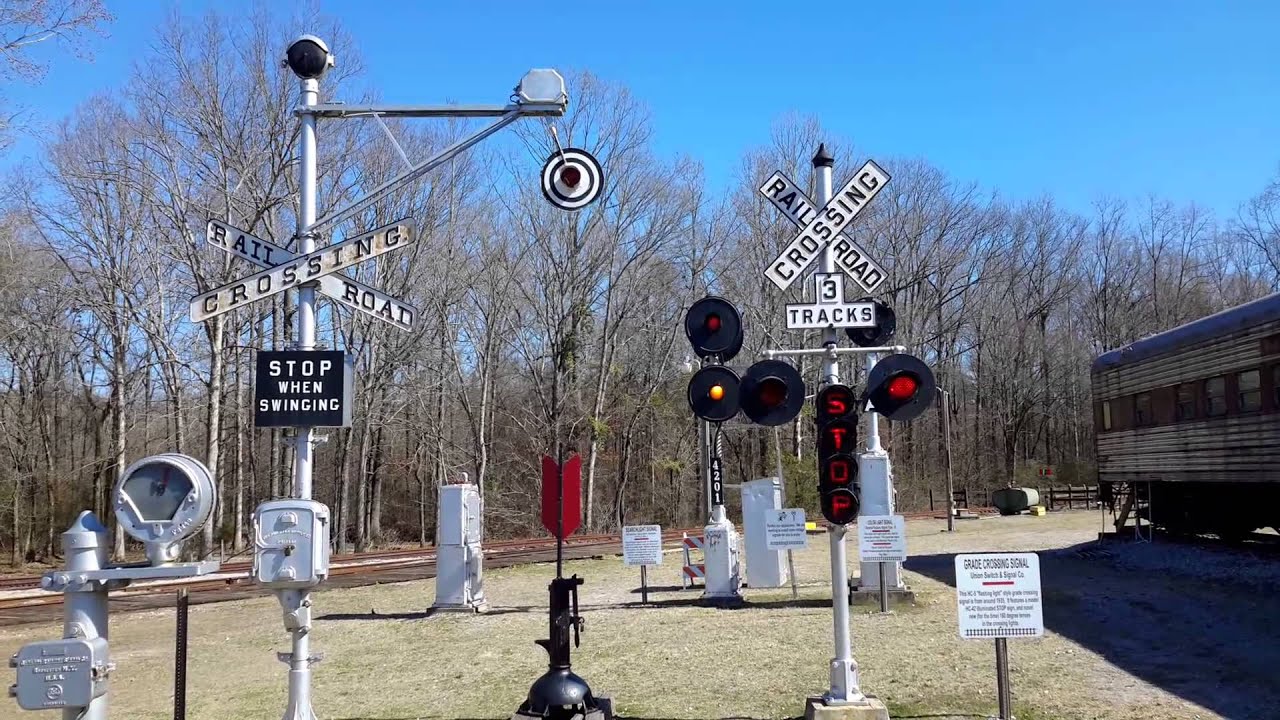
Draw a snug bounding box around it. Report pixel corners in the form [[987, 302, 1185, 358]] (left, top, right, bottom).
[[10, 637, 109, 710], [253, 499, 331, 588]]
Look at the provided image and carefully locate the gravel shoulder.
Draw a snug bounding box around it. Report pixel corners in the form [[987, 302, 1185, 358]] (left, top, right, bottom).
[[0, 511, 1273, 720]]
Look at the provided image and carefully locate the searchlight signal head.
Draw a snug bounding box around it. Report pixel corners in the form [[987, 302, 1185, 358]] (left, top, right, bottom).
[[684, 296, 743, 362], [688, 365, 741, 423], [864, 353, 936, 422], [846, 299, 896, 347], [740, 359, 805, 427]]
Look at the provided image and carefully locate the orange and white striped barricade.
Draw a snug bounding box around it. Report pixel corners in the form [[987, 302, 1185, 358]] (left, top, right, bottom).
[[681, 532, 705, 589]]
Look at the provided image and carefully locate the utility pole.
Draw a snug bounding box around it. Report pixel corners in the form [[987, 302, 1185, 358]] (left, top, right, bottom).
[[941, 389, 955, 532]]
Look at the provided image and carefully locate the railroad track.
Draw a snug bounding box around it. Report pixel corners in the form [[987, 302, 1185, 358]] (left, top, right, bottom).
[[0, 528, 696, 626], [0, 510, 979, 626]]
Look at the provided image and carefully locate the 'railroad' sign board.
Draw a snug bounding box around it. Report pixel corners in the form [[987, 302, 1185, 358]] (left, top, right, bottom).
[[190, 218, 414, 323], [955, 552, 1044, 640], [857, 514, 906, 562], [622, 525, 663, 566], [759, 167, 889, 293], [254, 350, 354, 427], [206, 220, 417, 331], [786, 273, 877, 330]]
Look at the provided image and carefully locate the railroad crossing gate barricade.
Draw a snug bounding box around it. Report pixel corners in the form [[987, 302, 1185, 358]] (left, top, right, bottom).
[[955, 553, 1044, 720], [9, 454, 220, 719], [433, 483, 486, 612], [680, 533, 705, 588], [740, 478, 790, 588]]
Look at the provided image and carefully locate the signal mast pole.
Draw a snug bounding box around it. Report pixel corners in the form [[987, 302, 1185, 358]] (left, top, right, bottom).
[[812, 145, 863, 705]]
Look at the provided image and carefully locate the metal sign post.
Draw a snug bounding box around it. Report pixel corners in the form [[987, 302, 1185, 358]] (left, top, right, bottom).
[[182, 35, 568, 720], [755, 145, 895, 720], [956, 553, 1045, 720], [808, 147, 864, 706]]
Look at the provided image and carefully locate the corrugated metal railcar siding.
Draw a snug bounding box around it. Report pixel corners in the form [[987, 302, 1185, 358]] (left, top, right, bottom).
[[1092, 319, 1280, 485]]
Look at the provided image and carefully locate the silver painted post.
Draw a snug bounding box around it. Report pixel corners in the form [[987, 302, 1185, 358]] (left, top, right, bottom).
[[61, 512, 109, 720], [942, 389, 955, 532], [698, 416, 710, 523], [815, 148, 864, 705], [281, 73, 319, 720]]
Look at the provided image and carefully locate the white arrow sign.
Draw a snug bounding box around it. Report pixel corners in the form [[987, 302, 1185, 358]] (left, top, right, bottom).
[[190, 219, 414, 323], [760, 164, 890, 292], [205, 220, 417, 331]]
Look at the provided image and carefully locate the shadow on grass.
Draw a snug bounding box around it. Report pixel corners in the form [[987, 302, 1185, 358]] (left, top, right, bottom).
[[904, 543, 1280, 720], [318, 595, 834, 622]]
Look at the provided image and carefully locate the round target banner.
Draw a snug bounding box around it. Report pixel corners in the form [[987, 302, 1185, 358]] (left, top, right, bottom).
[[541, 148, 603, 211]]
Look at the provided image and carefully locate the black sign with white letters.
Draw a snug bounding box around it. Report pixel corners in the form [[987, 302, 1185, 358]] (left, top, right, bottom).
[[254, 350, 353, 427], [710, 456, 724, 507]]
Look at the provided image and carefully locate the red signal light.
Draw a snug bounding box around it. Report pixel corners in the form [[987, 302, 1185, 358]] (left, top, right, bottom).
[[831, 492, 855, 516], [560, 165, 582, 187], [705, 313, 722, 332], [758, 377, 787, 408], [886, 374, 918, 402]]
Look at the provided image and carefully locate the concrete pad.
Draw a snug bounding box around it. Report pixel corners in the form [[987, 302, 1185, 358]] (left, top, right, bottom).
[[803, 695, 890, 720], [847, 587, 916, 606]]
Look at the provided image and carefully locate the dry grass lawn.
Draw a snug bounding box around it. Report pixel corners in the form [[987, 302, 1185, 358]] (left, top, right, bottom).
[[0, 511, 1268, 720]]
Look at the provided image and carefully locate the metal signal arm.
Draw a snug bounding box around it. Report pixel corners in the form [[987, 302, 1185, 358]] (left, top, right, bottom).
[[761, 345, 906, 360]]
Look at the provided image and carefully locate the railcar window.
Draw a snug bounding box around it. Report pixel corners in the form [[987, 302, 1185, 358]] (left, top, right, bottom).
[[1176, 383, 1195, 420], [1274, 365, 1280, 408], [1102, 401, 1112, 430], [1237, 369, 1261, 412], [1206, 376, 1227, 416], [1134, 393, 1151, 426]]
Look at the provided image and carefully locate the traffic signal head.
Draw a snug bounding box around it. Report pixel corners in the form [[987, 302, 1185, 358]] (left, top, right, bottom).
[[688, 365, 741, 422], [685, 296, 743, 361], [740, 359, 805, 426], [864, 353, 936, 422], [846, 299, 895, 347], [815, 383, 859, 525]]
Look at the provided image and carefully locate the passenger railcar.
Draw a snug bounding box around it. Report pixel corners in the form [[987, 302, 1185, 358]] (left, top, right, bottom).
[[1091, 293, 1280, 536]]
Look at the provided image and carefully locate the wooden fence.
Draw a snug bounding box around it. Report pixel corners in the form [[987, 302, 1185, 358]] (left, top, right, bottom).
[[928, 485, 1100, 512]]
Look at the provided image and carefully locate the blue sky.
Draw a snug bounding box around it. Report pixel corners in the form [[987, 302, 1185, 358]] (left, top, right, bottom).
[[7, 1, 1279, 220]]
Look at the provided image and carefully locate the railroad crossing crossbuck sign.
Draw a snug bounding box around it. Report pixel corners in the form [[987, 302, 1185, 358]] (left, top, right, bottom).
[[190, 219, 416, 328], [759, 164, 890, 293]]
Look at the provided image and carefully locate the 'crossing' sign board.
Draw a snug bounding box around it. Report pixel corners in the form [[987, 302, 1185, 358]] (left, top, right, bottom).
[[760, 162, 890, 292], [206, 220, 417, 331], [190, 219, 414, 324]]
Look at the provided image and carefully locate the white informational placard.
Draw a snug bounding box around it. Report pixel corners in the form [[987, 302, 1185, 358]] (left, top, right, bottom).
[[622, 525, 663, 566], [764, 508, 808, 550], [955, 553, 1044, 639], [858, 514, 906, 562]]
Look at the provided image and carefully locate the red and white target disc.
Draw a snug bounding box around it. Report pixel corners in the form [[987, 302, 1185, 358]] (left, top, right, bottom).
[[541, 148, 603, 211]]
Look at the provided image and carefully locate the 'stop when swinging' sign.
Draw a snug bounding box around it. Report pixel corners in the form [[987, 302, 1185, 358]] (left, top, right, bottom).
[[254, 350, 354, 427]]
